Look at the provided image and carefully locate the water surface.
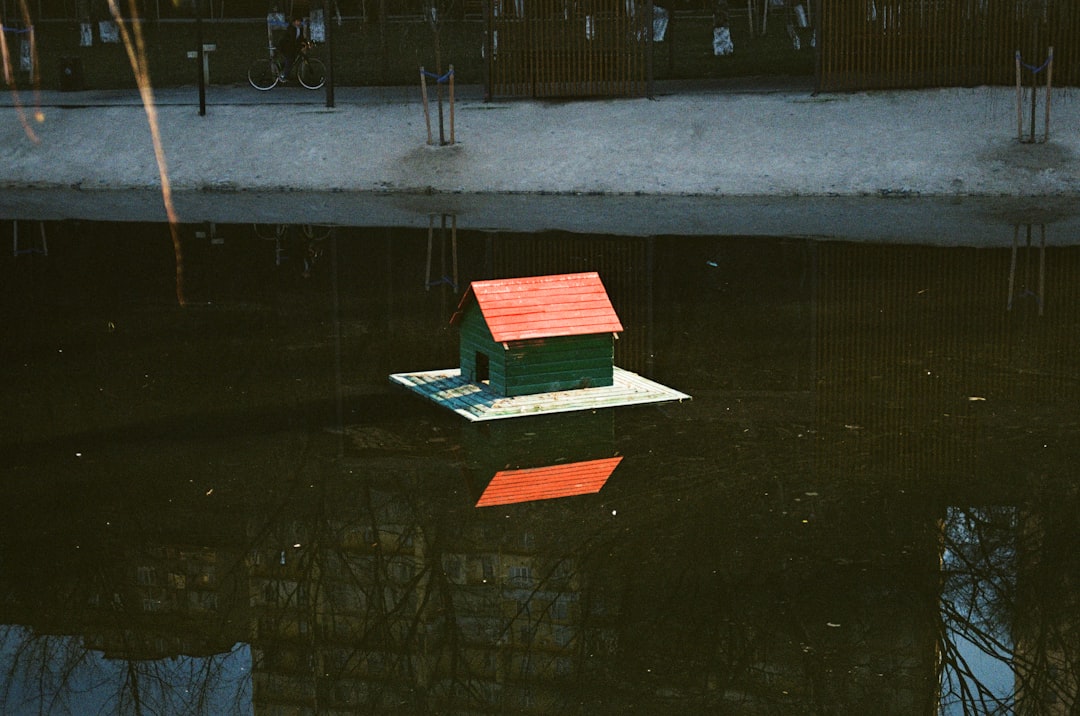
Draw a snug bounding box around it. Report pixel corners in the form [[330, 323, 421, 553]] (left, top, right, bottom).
[[2, 220, 1078, 714]]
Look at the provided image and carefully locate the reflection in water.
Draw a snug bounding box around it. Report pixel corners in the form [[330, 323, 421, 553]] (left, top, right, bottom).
[[11, 220, 47, 257], [940, 507, 1016, 714], [1, 220, 1078, 714], [0, 628, 250, 714], [475, 457, 623, 507], [1008, 224, 1046, 316]]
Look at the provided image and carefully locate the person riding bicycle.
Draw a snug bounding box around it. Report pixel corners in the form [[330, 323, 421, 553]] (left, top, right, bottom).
[[276, 16, 305, 82]]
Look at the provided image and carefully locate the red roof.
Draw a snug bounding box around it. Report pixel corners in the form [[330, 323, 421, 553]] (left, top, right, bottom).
[[451, 272, 623, 343], [475, 457, 623, 507]]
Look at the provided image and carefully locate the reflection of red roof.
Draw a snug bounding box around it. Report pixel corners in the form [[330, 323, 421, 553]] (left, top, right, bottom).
[[476, 457, 623, 507], [451, 272, 624, 343]]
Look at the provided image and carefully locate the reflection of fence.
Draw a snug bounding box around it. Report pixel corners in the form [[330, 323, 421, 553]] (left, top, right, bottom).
[[485, 0, 652, 99], [819, 0, 1080, 91]]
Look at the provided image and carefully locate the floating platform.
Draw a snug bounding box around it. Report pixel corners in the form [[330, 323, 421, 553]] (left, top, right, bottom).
[[389, 367, 690, 422]]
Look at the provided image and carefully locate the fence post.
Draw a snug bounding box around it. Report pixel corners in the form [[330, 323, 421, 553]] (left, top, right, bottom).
[[435, 67, 445, 146], [449, 64, 455, 145], [1029, 56, 1037, 143], [1015, 51, 1022, 142], [1010, 51, 1019, 143], [1045, 47, 1053, 142], [420, 66, 433, 145]]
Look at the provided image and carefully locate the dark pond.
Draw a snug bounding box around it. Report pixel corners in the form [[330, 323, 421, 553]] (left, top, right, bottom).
[[1, 219, 1078, 715]]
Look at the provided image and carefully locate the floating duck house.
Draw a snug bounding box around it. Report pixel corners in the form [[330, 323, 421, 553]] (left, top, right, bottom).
[[450, 272, 624, 397], [389, 272, 689, 421]]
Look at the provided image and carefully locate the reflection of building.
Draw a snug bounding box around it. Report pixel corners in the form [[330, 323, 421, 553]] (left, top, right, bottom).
[[86, 543, 244, 660], [8, 540, 248, 666], [438, 523, 616, 712], [243, 405, 623, 713], [243, 477, 619, 713], [247, 507, 430, 712], [1013, 509, 1080, 715]]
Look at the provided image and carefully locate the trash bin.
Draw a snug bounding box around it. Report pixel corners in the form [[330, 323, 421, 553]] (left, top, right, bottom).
[[59, 56, 83, 91]]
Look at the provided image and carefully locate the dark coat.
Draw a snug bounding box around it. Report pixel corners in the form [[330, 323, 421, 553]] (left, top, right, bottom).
[[278, 22, 303, 57]]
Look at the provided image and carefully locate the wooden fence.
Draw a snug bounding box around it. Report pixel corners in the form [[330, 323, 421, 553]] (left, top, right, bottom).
[[484, 0, 653, 99], [818, 0, 1080, 91]]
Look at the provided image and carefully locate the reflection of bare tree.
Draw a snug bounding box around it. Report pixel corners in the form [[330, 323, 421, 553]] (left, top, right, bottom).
[[0, 626, 251, 715], [0, 475, 254, 714], [3, 459, 1076, 714], [939, 506, 1017, 714], [938, 505, 1079, 715], [244, 441, 610, 713]]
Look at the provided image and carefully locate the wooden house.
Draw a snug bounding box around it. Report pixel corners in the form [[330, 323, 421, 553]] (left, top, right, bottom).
[[450, 272, 624, 397]]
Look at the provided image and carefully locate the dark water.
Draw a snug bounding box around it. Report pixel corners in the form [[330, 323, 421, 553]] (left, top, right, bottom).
[[1, 220, 1078, 715]]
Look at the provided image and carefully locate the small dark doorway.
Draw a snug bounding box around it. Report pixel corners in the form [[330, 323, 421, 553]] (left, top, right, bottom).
[[475, 352, 490, 382]]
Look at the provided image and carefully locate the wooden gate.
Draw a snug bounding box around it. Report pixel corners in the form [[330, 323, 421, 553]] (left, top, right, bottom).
[[819, 0, 1080, 91], [485, 0, 653, 99]]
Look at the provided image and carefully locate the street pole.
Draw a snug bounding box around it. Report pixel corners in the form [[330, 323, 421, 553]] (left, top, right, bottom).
[[194, 0, 206, 115], [324, 0, 335, 108]]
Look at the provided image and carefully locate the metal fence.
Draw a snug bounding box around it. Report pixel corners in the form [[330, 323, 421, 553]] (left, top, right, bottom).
[[485, 0, 652, 99], [818, 0, 1080, 91]]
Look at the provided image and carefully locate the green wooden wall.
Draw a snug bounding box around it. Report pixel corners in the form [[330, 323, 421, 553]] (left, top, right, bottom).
[[457, 306, 614, 397]]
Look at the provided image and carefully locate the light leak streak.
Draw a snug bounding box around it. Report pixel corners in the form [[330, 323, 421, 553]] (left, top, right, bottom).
[[106, 0, 187, 306], [1, 0, 45, 143]]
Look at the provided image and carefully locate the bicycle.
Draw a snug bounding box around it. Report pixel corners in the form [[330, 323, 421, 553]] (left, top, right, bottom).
[[252, 224, 332, 241], [252, 223, 333, 268], [247, 41, 325, 91]]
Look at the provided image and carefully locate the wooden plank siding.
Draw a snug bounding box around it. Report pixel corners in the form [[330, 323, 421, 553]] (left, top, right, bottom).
[[458, 305, 500, 383], [458, 307, 615, 396], [503, 334, 615, 395], [485, 0, 652, 99], [819, 0, 1080, 91]]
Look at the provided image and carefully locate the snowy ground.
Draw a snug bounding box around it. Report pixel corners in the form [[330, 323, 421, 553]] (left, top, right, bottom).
[[2, 82, 1079, 243]]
